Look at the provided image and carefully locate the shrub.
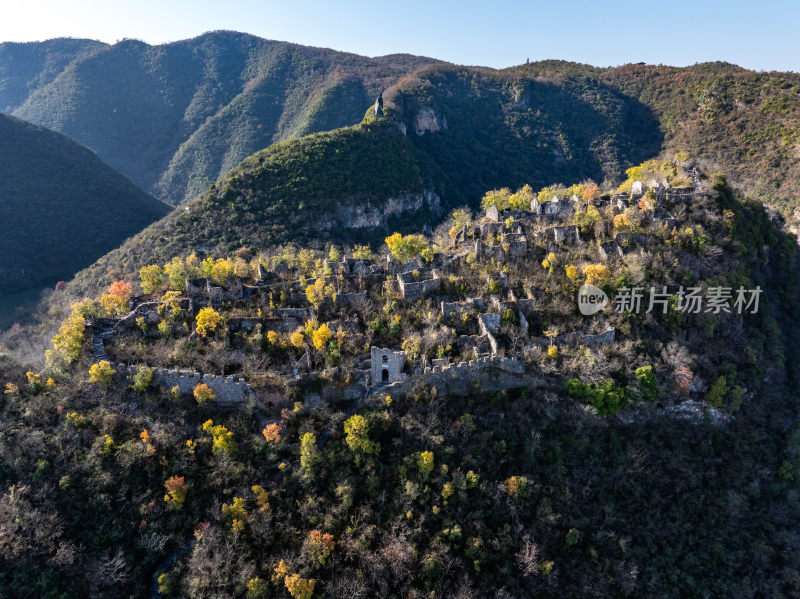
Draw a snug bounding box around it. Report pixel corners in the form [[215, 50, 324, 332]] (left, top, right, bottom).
[[705, 375, 728, 408], [565, 378, 628, 415], [547, 345, 559, 360], [635, 365, 659, 401], [89, 360, 116, 387]]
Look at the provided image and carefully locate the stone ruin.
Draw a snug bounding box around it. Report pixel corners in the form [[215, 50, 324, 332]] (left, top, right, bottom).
[[113, 362, 250, 408], [185, 277, 244, 307], [397, 269, 442, 301], [371, 347, 406, 384]]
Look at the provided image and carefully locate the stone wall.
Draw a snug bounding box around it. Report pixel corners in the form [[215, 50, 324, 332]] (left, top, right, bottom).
[[529, 327, 616, 347], [440, 297, 484, 318], [397, 270, 442, 301], [113, 363, 250, 407], [382, 355, 526, 397]]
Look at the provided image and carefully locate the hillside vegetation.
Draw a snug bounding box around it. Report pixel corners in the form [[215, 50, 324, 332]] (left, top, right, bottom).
[[54, 66, 671, 296], [0, 113, 169, 295], [2, 162, 800, 597], [510, 60, 800, 220], [0, 32, 437, 204]]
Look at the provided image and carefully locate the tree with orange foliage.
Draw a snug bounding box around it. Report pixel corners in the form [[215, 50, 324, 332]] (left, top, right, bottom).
[[262, 422, 282, 443], [164, 475, 188, 509], [583, 184, 600, 204], [307, 530, 335, 566]]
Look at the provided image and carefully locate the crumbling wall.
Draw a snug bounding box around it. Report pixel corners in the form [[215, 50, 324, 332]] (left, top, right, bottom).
[[114, 363, 250, 407]]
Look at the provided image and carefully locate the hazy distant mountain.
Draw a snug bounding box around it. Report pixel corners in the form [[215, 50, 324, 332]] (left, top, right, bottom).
[[0, 32, 438, 205], [0, 113, 169, 294]]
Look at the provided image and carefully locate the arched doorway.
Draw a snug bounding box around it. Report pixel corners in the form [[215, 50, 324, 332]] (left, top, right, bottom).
[[381, 368, 389, 383]]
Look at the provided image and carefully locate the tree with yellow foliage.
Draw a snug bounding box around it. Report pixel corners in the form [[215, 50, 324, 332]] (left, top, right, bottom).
[[506, 475, 528, 498], [160, 290, 183, 319], [51, 301, 92, 364], [305, 278, 335, 310], [89, 360, 116, 387], [300, 432, 321, 475], [284, 574, 315, 599], [311, 323, 331, 351], [252, 485, 271, 513], [222, 496, 247, 534], [418, 450, 435, 477], [480, 187, 512, 211], [565, 265, 580, 281], [202, 420, 236, 455], [163, 254, 201, 290], [582, 263, 611, 286], [307, 530, 335, 566], [508, 184, 535, 210], [209, 258, 235, 285], [613, 213, 632, 230], [385, 232, 429, 263], [99, 280, 133, 317], [193, 383, 215, 404], [344, 414, 380, 456], [583, 183, 601, 204], [195, 307, 222, 338], [290, 330, 305, 349]]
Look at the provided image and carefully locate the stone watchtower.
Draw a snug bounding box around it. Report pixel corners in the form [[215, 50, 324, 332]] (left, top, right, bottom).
[[374, 92, 384, 118], [371, 347, 405, 384]]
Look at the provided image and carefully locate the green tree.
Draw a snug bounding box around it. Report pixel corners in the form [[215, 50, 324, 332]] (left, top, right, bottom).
[[300, 432, 321, 474], [139, 264, 164, 294]]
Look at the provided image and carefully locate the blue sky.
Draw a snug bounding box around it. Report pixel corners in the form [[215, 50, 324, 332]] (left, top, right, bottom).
[[2, 0, 798, 71]]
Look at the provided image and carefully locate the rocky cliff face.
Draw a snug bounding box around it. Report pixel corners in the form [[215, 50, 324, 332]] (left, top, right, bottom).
[[413, 106, 447, 135], [330, 188, 442, 229]]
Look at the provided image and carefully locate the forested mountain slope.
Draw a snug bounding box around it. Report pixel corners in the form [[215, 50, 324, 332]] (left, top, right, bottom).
[[0, 113, 169, 294]]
